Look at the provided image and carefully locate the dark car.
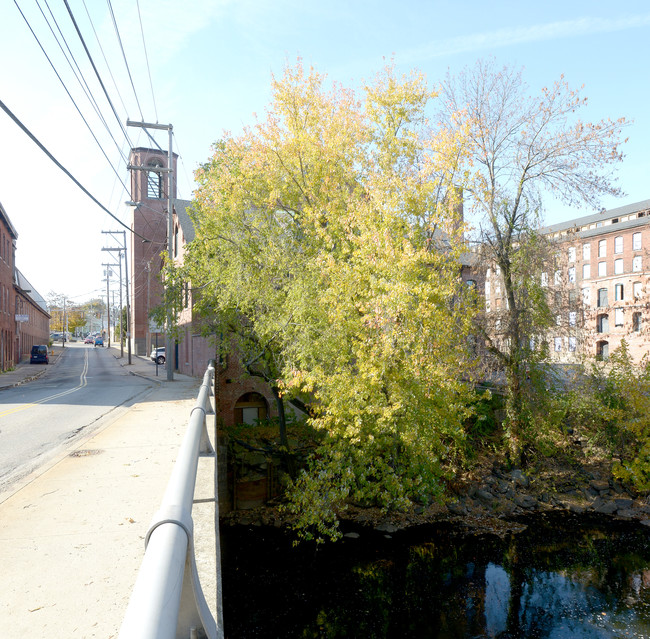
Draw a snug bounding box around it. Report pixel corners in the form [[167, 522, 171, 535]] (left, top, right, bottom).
[[30, 345, 49, 365], [150, 346, 165, 365]]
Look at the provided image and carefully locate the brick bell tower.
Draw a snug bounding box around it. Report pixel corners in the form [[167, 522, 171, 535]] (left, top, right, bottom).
[[127, 147, 178, 356]]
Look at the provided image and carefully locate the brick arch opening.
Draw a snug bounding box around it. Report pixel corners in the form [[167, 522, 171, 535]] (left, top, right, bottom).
[[234, 392, 268, 425]]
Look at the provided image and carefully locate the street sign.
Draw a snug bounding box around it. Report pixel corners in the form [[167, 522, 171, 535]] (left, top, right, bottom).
[[149, 320, 164, 332]]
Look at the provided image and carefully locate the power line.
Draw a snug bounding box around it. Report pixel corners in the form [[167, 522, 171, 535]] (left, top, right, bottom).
[[62, 0, 134, 147], [0, 96, 148, 241], [13, 0, 131, 192], [136, 0, 158, 122], [107, 0, 144, 121]]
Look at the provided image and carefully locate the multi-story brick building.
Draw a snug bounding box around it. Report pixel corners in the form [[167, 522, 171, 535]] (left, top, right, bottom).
[[475, 199, 650, 364], [0, 201, 50, 370], [543, 199, 650, 362]]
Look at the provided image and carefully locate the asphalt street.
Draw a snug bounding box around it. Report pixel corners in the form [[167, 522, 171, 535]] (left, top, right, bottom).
[[0, 344, 218, 638]]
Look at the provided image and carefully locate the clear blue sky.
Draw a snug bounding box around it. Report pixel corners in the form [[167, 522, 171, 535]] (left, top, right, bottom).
[[0, 0, 648, 302]]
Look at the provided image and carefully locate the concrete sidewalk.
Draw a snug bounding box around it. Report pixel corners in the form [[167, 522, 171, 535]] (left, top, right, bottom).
[[0, 345, 218, 638]]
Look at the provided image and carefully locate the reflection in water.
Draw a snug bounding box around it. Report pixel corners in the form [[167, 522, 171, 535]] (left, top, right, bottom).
[[221, 513, 650, 638], [485, 563, 510, 637]]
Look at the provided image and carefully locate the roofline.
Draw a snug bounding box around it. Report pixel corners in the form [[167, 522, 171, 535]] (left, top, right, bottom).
[[0, 200, 19, 239]]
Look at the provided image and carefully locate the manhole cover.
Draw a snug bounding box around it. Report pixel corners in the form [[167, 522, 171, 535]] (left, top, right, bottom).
[[69, 449, 103, 457]]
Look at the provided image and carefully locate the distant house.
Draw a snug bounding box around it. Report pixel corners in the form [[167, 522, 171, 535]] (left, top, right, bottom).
[[0, 200, 49, 370]]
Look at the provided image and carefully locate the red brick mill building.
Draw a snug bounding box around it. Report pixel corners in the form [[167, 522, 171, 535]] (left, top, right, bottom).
[[0, 201, 50, 371]]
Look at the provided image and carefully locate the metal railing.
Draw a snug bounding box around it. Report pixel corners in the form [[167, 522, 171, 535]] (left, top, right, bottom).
[[119, 361, 224, 639]]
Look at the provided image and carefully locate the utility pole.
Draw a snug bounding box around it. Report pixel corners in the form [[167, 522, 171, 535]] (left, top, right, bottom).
[[102, 230, 131, 365], [127, 119, 174, 381], [102, 263, 113, 347]]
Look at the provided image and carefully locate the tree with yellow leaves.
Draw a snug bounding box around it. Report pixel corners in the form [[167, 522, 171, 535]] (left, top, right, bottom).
[[187, 61, 475, 540]]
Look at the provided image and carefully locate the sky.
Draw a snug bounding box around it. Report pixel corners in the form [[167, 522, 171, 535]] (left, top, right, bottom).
[[0, 0, 648, 304]]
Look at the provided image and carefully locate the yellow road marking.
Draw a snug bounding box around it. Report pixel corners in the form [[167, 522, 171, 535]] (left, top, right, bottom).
[[0, 351, 89, 419]]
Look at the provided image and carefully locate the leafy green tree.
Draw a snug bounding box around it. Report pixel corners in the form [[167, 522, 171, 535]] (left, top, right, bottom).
[[186, 61, 476, 539], [439, 59, 628, 465]]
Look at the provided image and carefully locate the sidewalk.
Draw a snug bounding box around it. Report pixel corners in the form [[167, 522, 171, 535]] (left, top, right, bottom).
[[0, 344, 218, 638]]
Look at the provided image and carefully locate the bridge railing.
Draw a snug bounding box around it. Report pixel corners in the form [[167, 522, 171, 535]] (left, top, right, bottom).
[[119, 361, 224, 639]]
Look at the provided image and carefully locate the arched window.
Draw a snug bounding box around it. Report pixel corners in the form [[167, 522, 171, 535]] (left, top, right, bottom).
[[147, 160, 164, 199], [234, 392, 268, 425], [596, 340, 609, 361]]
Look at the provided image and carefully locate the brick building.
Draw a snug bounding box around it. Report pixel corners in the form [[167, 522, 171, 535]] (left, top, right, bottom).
[[128, 146, 177, 356], [0, 201, 49, 370], [543, 199, 650, 362], [475, 199, 650, 364], [127, 147, 278, 428]]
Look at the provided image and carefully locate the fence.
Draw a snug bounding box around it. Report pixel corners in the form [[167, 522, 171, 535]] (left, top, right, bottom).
[[119, 361, 224, 639]]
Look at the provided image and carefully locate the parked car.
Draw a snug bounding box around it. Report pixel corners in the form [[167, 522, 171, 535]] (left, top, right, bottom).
[[150, 346, 165, 365], [84, 336, 94, 344], [30, 345, 49, 365], [94, 336, 104, 347]]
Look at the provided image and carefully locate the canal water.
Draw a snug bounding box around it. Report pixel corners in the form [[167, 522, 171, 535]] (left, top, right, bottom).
[[220, 512, 650, 638]]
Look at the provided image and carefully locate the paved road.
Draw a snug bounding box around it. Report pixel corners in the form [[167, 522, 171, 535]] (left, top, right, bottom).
[[0, 343, 153, 492]]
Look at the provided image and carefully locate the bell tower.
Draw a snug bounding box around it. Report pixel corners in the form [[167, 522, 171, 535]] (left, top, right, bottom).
[[127, 147, 178, 356]]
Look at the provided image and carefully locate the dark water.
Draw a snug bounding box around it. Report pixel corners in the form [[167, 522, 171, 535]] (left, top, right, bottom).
[[220, 513, 650, 638]]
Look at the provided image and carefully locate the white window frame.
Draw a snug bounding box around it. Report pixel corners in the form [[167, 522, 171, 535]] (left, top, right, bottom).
[[614, 258, 623, 275], [614, 236, 623, 254], [598, 239, 607, 257], [568, 246, 576, 262], [598, 261, 607, 277], [633, 256, 642, 272], [615, 308, 624, 327], [554, 337, 562, 352], [569, 336, 577, 352], [582, 264, 591, 280], [568, 266, 576, 283], [633, 232, 642, 251], [583, 243, 591, 260]]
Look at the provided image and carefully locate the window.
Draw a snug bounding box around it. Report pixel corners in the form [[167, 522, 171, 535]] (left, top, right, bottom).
[[495, 280, 501, 296], [596, 340, 609, 360], [556, 314, 562, 326], [598, 239, 607, 257], [541, 272, 548, 287], [466, 279, 476, 289], [633, 232, 642, 251], [554, 270, 562, 286], [633, 281, 642, 299], [614, 258, 623, 275], [633, 256, 642, 272], [597, 288, 608, 307], [485, 281, 491, 296], [615, 283, 624, 301], [597, 314, 609, 333], [569, 337, 577, 352], [147, 161, 164, 199], [569, 311, 577, 327], [633, 312, 642, 332], [583, 243, 591, 260], [614, 236, 623, 254], [598, 261, 607, 277], [582, 287, 590, 305], [615, 308, 624, 327], [568, 266, 576, 283], [554, 337, 562, 352], [582, 264, 591, 280], [234, 392, 268, 425], [568, 247, 576, 262]]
